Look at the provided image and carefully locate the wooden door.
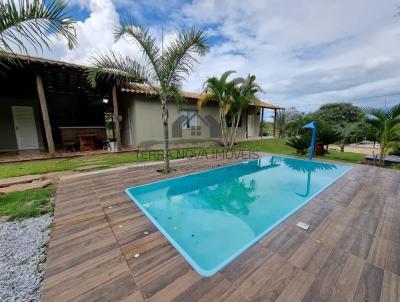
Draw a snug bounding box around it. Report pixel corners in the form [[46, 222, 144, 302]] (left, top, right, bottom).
[[12, 106, 40, 150]]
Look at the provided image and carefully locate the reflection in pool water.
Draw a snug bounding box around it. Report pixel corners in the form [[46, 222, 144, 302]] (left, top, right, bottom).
[[126, 156, 351, 276]]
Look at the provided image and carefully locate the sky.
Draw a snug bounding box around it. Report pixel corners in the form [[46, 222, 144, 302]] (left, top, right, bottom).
[[32, 0, 400, 113]]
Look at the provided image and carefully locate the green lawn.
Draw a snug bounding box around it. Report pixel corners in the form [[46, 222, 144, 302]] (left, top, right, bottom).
[[0, 139, 364, 179], [237, 138, 365, 163], [0, 188, 55, 220], [0, 148, 223, 179]]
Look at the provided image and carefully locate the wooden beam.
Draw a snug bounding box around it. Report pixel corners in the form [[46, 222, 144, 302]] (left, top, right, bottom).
[[259, 108, 264, 138], [273, 108, 277, 138], [245, 108, 249, 139], [112, 84, 122, 151], [36, 74, 55, 156]]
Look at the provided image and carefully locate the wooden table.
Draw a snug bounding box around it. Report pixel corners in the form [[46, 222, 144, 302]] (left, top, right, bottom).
[[59, 127, 107, 152], [78, 134, 96, 151]]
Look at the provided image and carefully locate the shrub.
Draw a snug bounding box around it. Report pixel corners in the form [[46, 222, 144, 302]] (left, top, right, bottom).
[[390, 144, 400, 156], [286, 135, 311, 155]]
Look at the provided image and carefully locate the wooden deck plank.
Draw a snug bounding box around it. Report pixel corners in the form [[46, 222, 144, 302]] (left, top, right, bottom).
[[41, 159, 400, 301], [380, 270, 400, 302], [302, 248, 349, 302], [328, 254, 365, 302], [353, 262, 384, 302]]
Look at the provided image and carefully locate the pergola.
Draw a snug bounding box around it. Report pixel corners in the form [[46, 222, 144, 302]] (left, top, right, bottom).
[[0, 54, 112, 155], [250, 100, 285, 137]]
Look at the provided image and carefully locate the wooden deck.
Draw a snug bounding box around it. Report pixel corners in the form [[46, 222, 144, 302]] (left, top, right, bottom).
[[42, 156, 400, 302]]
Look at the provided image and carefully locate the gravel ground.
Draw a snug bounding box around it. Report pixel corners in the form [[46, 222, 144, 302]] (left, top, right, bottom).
[[0, 214, 52, 302]]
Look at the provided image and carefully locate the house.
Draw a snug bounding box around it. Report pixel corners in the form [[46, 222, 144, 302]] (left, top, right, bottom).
[[0, 54, 283, 155], [118, 85, 282, 148]]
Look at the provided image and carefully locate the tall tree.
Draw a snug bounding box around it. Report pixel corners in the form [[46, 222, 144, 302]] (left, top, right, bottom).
[[198, 70, 236, 147], [228, 74, 263, 147], [315, 103, 364, 127], [88, 23, 208, 172], [0, 0, 76, 63], [364, 104, 400, 166]]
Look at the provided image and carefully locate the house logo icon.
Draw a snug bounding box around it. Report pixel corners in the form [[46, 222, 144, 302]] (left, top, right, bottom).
[[172, 112, 220, 138]]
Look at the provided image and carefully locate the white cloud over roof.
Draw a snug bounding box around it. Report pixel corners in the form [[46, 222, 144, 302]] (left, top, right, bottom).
[[38, 0, 400, 111]]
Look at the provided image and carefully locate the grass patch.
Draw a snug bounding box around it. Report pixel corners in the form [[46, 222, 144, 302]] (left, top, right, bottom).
[[238, 138, 364, 163], [238, 138, 297, 156], [0, 188, 55, 220], [0, 139, 365, 179], [0, 147, 226, 179], [323, 150, 364, 163]]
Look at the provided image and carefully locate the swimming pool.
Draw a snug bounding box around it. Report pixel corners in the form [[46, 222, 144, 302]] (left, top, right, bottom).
[[125, 156, 352, 276]]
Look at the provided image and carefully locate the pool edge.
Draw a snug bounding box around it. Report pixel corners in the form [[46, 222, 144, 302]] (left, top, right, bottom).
[[125, 156, 353, 277]]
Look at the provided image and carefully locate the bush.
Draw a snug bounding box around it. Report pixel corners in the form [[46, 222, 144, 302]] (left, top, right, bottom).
[[286, 135, 311, 155], [390, 145, 400, 156], [317, 126, 341, 146], [315, 124, 341, 155]]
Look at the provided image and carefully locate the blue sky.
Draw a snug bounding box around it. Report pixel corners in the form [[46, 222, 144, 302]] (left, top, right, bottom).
[[39, 0, 400, 114]]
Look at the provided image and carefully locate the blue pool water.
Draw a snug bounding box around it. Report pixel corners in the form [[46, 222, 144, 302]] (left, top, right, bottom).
[[125, 156, 352, 276]]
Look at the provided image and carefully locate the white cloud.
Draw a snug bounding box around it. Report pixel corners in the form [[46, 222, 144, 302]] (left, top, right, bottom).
[[42, 0, 142, 65], [364, 56, 393, 70], [25, 0, 400, 111], [177, 0, 400, 111]]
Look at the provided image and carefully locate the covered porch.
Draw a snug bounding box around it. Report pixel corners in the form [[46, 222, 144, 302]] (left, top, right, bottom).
[[245, 100, 284, 139], [0, 55, 124, 159]]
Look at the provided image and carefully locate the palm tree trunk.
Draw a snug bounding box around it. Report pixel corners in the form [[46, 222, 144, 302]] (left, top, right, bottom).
[[228, 116, 236, 147], [161, 98, 170, 172], [379, 144, 385, 167], [230, 110, 242, 147], [219, 107, 228, 147]]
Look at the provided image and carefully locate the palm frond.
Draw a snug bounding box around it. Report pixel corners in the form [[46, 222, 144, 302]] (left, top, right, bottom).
[[220, 70, 236, 86], [114, 20, 161, 79], [231, 74, 263, 114], [0, 0, 77, 56], [160, 27, 208, 86], [87, 50, 149, 88], [202, 71, 236, 101], [364, 107, 386, 121], [165, 84, 185, 107], [198, 92, 215, 110], [388, 103, 400, 127]]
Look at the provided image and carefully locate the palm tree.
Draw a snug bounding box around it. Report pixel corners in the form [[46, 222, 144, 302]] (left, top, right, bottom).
[[0, 0, 76, 64], [336, 122, 359, 152], [364, 104, 400, 166], [88, 22, 208, 172], [287, 114, 307, 136], [275, 110, 289, 138], [228, 74, 263, 147], [198, 70, 236, 147]]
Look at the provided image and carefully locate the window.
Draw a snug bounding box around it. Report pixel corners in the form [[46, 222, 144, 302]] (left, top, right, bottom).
[[182, 110, 198, 129]]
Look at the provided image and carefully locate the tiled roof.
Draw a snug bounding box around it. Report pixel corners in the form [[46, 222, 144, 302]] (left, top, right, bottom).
[[3, 53, 87, 70], [121, 85, 200, 100], [3, 53, 284, 109], [250, 100, 284, 110], [122, 85, 284, 109]]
